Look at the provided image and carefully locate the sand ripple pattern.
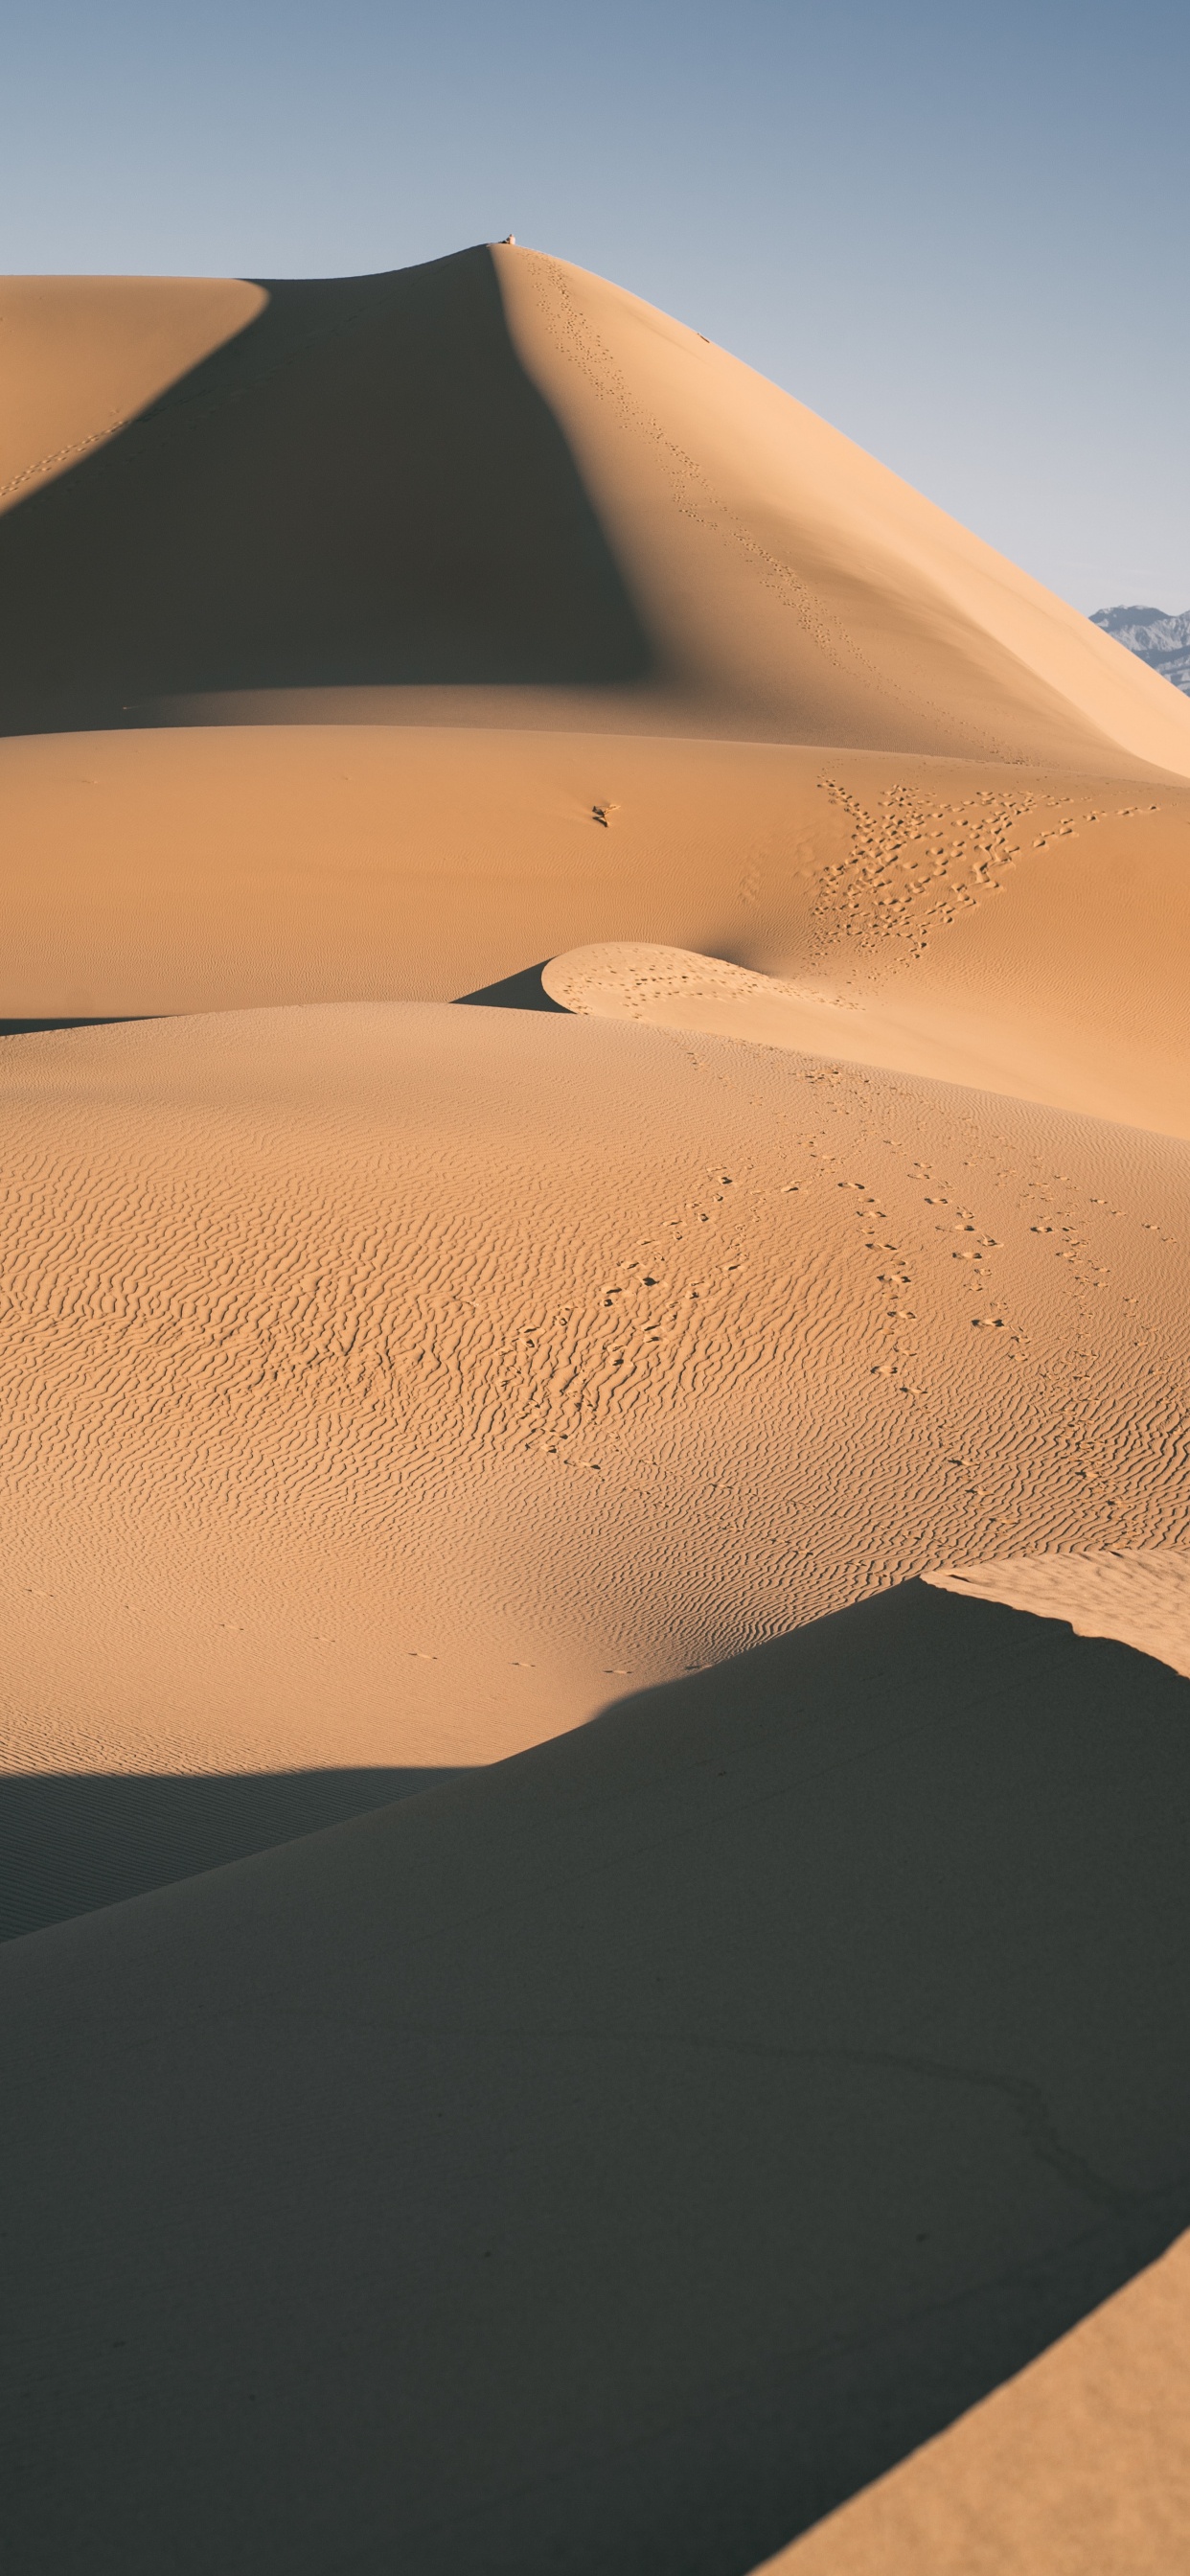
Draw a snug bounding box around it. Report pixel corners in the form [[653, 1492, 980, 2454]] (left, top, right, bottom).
[[2, 1002, 1188, 1772]]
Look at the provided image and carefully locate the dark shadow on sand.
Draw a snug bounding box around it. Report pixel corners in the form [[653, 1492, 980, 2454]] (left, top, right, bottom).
[[4, 1581, 1190, 2572], [454, 959, 569, 1011], [0, 248, 652, 736], [0, 1017, 159, 1039], [0, 1765, 466, 1944]]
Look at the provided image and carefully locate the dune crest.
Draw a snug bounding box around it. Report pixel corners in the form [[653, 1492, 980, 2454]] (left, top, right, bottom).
[[0, 275, 265, 515], [4, 243, 1190, 1132], [5, 244, 1190, 770], [540, 931, 1190, 1134], [925, 1551, 1190, 1682]]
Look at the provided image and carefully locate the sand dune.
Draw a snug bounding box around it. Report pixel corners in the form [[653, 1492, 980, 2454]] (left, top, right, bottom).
[[6, 247, 1190, 770], [4, 242, 1190, 2569], [0, 274, 265, 517], [4, 1000, 1189, 1819], [4, 245, 1190, 1108], [4, 726, 1187, 1138], [541, 888, 1190, 1136]]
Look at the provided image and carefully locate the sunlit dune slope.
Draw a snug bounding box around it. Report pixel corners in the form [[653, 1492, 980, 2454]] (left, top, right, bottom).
[[0, 273, 265, 515], [541, 820, 1190, 1138], [496, 247, 1190, 776], [4, 1579, 1190, 2574], [4, 1001, 1188, 1819]]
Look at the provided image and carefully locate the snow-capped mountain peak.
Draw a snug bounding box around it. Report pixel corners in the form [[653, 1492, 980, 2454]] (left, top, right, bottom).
[[1092, 604, 1190, 697]]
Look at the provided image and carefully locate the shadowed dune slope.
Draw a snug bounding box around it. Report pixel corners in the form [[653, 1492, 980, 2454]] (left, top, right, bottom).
[[926, 1549, 1190, 1680], [4, 1002, 1190, 1792], [0, 1766, 463, 1945], [0, 251, 649, 737], [767, 2229, 1190, 2576], [4, 1582, 1190, 2575]]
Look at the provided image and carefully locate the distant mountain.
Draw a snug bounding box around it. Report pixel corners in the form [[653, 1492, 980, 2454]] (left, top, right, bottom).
[[1091, 604, 1190, 697]]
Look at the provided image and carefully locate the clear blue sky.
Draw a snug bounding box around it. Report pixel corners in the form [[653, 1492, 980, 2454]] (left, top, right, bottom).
[[4, 0, 1186, 612]]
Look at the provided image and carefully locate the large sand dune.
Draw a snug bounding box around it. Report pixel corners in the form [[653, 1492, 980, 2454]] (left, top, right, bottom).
[[4, 246, 1190, 1123], [6, 246, 1190, 769], [3, 242, 1190, 2568]]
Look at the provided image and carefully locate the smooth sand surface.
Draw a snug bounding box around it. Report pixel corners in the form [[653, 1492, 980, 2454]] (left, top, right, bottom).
[[542, 878, 1190, 1136], [4, 242, 1190, 2569], [0, 274, 265, 515]]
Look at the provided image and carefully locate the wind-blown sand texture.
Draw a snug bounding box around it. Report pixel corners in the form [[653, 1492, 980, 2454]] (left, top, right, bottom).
[[2, 243, 1189, 2571]]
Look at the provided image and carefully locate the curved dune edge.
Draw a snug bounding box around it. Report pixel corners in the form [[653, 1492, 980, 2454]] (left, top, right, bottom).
[[540, 939, 1190, 1135], [923, 1552, 1190, 1683], [5, 733, 1189, 1152], [541, 937, 1016, 1084], [755, 2226, 1190, 2576]]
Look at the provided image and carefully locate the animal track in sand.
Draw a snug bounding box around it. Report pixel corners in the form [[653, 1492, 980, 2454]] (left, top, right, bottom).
[[811, 777, 1038, 966], [810, 781, 1166, 978]]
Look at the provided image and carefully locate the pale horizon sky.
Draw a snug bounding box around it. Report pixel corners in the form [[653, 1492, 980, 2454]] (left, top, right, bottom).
[[3, 0, 1186, 614]]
